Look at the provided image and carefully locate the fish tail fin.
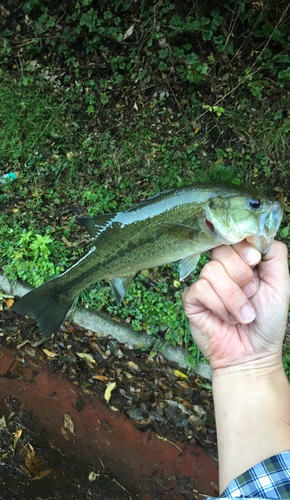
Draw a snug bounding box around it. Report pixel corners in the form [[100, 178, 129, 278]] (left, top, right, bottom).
[[11, 281, 74, 340]]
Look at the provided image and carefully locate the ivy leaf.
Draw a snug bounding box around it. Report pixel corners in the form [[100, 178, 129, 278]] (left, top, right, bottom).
[[23, 2, 32, 13], [186, 52, 197, 64], [159, 48, 168, 59], [280, 226, 289, 238]]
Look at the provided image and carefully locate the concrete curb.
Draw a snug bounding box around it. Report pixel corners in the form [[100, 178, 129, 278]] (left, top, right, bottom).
[[0, 273, 212, 380]]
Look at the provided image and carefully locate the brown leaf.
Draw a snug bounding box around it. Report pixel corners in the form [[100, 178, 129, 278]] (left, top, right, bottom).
[[61, 427, 69, 441], [176, 380, 190, 389], [181, 400, 193, 410], [21, 444, 43, 473], [64, 414, 74, 435], [33, 469, 51, 480], [6, 298, 14, 308], [61, 236, 76, 248], [14, 428, 22, 439], [21, 465, 31, 477], [93, 375, 108, 381], [127, 361, 140, 372]]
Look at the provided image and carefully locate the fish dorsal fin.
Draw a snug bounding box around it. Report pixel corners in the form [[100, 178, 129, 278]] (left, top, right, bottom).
[[109, 274, 135, 305], [158, 222, 198, 240], [179, 254, 201, 281], [77, 213, 118, 238]]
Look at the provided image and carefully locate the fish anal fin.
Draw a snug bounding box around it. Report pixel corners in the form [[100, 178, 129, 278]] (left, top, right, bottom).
[[179, 254, 201, 281], [109, 274, 135, 305], [77, 213, 118, 238], [158, 222, 198, 240]]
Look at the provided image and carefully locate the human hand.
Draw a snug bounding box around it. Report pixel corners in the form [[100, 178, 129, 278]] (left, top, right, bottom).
[[182, 240, 290, 371]]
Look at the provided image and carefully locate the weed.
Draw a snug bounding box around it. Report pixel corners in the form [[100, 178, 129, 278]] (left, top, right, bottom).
[[3, 231, 73, 287]]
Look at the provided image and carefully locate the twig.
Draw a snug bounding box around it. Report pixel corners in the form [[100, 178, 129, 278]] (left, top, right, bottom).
[[195, 67, 262, 121], [112, 478, 132, 497], [156, 434, 183, 453], [166, 79, 183, 115]]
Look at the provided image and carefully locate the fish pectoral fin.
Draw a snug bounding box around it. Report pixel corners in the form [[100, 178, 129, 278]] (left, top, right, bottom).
[[179, 254, 201, 281], [109, 274, 135, 305], [77, 213, 118, 238], [158, 222, 199, 240]]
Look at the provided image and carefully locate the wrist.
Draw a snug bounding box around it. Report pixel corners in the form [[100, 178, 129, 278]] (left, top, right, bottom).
[[212, 352, 284, 382]]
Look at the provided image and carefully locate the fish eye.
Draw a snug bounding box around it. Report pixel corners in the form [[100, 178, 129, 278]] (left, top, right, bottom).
[[249, 198, 261, 210]]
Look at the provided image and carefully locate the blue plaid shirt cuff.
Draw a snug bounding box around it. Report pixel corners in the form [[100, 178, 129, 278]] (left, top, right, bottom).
[[206, 451, 290, 499]]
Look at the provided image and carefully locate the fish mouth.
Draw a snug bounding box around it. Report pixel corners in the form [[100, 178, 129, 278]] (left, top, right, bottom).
[[206, 218, 217, 237]]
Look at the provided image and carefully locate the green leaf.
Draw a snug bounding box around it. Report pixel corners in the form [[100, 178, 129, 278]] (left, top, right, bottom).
[[159, 48, 168, 59], [186, 52, 197, 64], [170, 15, 181, 26], [280, 226, 289, 238], [213, 35, 224, 45], [159, 61, 167, 71], [23, 2, 32, 13], [104, 10, 112, 20], [46, 18, 55, 28]]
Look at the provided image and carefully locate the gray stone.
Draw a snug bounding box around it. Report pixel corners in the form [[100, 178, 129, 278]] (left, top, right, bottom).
[[164, 405, 184, 425], [193, 405, 207, 422], [188, 415, 204, 428], [126, 408, 149, 421]]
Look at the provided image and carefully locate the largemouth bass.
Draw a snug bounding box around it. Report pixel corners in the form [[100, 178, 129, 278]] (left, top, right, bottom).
[[11, 183, 284, 340]]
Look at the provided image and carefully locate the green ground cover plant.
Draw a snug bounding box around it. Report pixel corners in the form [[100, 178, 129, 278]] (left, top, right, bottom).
[[0, 0, 289, 367]]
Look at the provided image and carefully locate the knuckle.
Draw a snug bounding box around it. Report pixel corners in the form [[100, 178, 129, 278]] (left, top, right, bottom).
[[194, 278, 208, 295], [232, 266, 253, 285], [201, 259, 221, 277], [226, 285, 241, 301]]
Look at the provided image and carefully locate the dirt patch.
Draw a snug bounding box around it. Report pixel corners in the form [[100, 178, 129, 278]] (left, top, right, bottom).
[[0, 312, 219, 499]]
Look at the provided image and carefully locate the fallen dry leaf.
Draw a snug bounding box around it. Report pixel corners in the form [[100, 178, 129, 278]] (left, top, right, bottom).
[[14, 428, 22, 439], [77, 352, 95, 363], [61, 427, 69, 441], [0, 415, 7, 429], [20, 444, 43, 473], [21, 465, 31, 477], [104, 382, 116, 402], [123, 24, 134, 40], [173, 370, 188, 379], [33, 469, 51, 480], [43, 349, 59, 358], [127, 361, 140, 372], [93, 375, 108, 381], [62, 236, 76, 248], [64, 414, 75, 435]]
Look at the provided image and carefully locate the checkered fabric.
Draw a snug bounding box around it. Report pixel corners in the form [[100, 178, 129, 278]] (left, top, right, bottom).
[[205, 451, 290, 499]]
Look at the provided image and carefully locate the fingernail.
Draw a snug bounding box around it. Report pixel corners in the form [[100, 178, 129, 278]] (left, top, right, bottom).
[[242, 247, 261, 266], [241, 304, 256, 323], [242, 282, 256, 298]]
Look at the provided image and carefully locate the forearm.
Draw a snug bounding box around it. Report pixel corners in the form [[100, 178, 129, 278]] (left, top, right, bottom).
[[213, 356, 290, 493]]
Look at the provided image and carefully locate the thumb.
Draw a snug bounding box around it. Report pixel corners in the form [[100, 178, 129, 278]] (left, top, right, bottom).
[[258, 240, 290, 301]]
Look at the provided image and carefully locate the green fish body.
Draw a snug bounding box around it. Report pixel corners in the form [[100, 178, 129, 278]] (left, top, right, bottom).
[[12, 183, 284, 340]]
